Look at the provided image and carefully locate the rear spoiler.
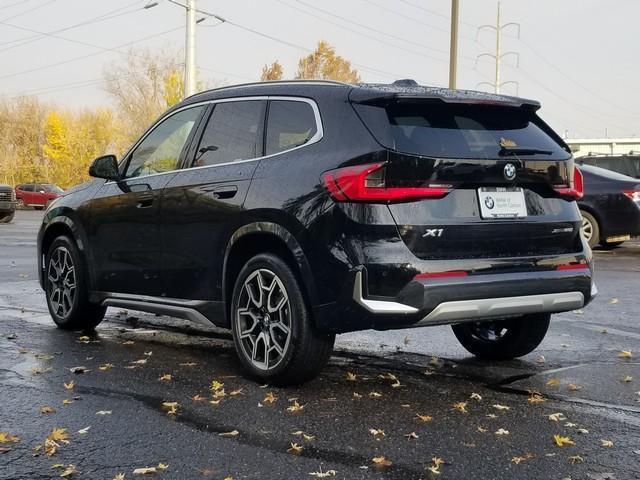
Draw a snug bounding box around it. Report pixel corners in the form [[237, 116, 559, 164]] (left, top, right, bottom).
[[349, 85, 541, 111]]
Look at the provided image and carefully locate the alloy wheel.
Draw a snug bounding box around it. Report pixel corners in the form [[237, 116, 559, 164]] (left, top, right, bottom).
[[581, 216, 593, 242], [235, 268, 292, 371], [468, 320, 509, 342], [47, 246, 76, 319]]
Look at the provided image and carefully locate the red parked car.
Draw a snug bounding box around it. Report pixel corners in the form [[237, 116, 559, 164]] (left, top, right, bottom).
[[15, 183, 64, 209]]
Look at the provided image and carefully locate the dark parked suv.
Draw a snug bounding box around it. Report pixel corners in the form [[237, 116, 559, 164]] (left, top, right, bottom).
[[0, 183, 16, 223], [38, 80, 596, 384]]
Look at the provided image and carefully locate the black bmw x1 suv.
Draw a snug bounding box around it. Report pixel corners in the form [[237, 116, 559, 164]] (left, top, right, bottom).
[[38, 80, 596, 384]]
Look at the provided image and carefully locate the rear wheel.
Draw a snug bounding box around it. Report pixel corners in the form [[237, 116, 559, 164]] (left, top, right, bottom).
[[230, 253, 335, 385], [0, 212, 14, 223], [34, 205, 45, 211], [45, 236, 106, 331], [580, 210, 599, 248], [452, 313, 550, 360]]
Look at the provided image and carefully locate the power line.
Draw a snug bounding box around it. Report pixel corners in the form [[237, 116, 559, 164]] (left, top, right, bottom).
[[0, 25, 184, 81], [0, 0, 55, 22], [0, 0, 143, 51]]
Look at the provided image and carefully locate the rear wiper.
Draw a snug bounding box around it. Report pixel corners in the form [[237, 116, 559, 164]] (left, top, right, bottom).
[[499, 146, 552, 156]]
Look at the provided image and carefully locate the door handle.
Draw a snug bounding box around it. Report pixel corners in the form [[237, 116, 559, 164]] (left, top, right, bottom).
[[211, 185, 238, 200]]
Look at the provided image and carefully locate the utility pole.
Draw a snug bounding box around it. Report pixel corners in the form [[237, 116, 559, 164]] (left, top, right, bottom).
[[448, 0, 459, 89], [184, 0, 197, 97], [475, 2, 520, 94]]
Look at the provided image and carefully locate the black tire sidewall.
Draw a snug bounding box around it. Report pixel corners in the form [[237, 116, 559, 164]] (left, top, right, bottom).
[[580, 210, 599, 248], [452, 313, 550, 360], [230, 254, 306, 380], [45, 235, 102, 330]]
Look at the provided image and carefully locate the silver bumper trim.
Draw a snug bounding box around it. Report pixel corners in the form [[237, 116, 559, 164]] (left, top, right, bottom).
[[352, 270, 418, 314], [416, 291, 585, 326]]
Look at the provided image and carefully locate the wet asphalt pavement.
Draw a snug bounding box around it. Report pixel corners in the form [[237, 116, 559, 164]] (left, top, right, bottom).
[[1, 210, 639, 480]]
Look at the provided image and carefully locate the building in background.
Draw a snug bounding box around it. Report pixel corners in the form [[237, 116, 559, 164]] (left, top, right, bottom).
[[565, 138, 640, 157]]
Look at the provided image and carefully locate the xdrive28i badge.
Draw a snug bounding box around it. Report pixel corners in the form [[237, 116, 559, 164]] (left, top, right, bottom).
[[503, 163, 517, 181]]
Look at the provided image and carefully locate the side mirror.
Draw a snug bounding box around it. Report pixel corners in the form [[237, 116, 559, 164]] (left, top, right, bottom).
[[89, 155, 120, 181]]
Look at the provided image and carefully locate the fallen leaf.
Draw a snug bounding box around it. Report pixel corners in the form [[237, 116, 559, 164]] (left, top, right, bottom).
[[567, 384, 582, 391], [144, 351, 153, 357], [47, 428, 69, 444], [99, 363, 114, 371], [403, 335, 410, 345], [0, 432, 19, 444], [41, 406, 56, 414], [62, 399, 74, 406], [601, 439, 613, 447], [131, 359, 147, 365], [352, 392, 362, 399], [453, 401, 468, 413], [609, 298, 618, 304], [423, 368, 435, 376], [287, 401, 304, 412], [548, 413, 566, 422], [528, 393, 546, 404], [210, 380, 224, 391], [404, 431, 419, 440], [369, 391, 382, 398], [179, 362, 197, 367], [157, 463, 168, 471], [470, 392, 482, 401], [564, 422, 577, 427], [77, 335, 91, 343], [345, 372, 357, 381], [309, 468, 336, 477], [623, 376, 633, 383], [263, 392, 277, 404], [495, 428, 510, 436], [477, 426, 488, 433], [577, 428, 589, 434], [133, 467, 157, 475], [77, 426, 90, 434], [618, 350, 633, 359], [219, 430, 239, 437], [415, 414, 433, 423], [568, 455, 584, 464], [60, 464, 77, 477], [229, 388, 244, 396], [95, 410, 112, 415], [113, 474, 125, 480], [288, 442, 303, 454], [553, 434, 575, 447], [492, 404, 510, 411], [158, 374, 172, 381], [547, 378, 561, 387], [372, 456, 392, 467], [369, 428, 385, 437], [192, 394, 206, 401], [63, 381, 75, 390], [121, 340, 135, 345]]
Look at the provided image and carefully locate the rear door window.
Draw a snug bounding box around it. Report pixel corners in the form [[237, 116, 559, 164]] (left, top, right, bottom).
[[354, 102, 569, 160], [195, 100, 266, 167], [266, 100, 318, 155]]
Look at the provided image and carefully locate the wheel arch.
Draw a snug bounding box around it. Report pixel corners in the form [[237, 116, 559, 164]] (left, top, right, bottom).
[[578, 204, 604, 236], [39, 214, 93, 289], [222, 222, 319, 327]]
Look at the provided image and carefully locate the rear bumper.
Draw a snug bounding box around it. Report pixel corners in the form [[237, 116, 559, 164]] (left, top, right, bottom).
[[314, 264, 595, 333]]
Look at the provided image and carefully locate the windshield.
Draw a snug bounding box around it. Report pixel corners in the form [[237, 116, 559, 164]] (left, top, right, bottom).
[[354, 102, 570, 160], [43, 184, 64, 194]]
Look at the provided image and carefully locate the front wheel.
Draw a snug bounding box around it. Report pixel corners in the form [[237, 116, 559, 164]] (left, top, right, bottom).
[[0, 212, 14, 223], [45, 236, 106, 331], [230, 253, 335, 385], [452, 313, 551, 360]]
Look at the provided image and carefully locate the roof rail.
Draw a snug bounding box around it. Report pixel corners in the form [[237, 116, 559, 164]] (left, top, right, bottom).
[[183, 79, 350, 100]]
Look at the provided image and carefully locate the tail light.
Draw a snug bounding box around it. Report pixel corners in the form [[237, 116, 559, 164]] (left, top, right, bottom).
[[554, 165, 584, 200], [414, 270, 468, 280], [321, 162, 451, 203], [622, 189, 640, 202], [556, 262, 589, 271]]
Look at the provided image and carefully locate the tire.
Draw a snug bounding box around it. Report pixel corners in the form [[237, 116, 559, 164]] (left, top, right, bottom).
[[0, 212, 14, 223], [580, 210, 599, 248], [230, 253, 335, 385], [16, 199, 24, 209], [44, 235, 106, 331], [34, 205, 45, 211], [452, 313, 551, 360]]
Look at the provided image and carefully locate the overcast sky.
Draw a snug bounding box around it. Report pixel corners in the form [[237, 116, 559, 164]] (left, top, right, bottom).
[[0, 0, 637, 139]]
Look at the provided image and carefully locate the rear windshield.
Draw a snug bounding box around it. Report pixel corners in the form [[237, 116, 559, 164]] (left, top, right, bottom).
[[354, 102, 570, 160]]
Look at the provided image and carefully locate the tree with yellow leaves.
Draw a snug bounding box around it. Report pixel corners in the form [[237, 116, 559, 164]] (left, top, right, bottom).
[[261, 61, 284, 81], [296, 41, 360, 82]]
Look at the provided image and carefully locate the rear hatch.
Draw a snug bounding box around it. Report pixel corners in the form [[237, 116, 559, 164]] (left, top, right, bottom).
[[350, 90, 583, 260]]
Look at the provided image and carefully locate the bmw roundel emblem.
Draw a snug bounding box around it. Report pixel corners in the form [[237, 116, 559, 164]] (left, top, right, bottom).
[[484, 196, 495, 209], [503, 163, 517, 181]]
